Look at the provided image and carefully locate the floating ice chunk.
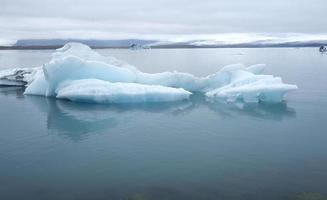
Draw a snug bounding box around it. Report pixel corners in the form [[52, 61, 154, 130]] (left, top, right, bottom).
[[0, 43, 297, 104], [206, 76, 298, 103], [56, 79, 191, 103], [0, 67, 40, 86]]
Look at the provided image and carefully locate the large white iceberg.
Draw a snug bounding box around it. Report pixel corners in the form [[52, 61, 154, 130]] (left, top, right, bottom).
[[0, 43, 297, 104]]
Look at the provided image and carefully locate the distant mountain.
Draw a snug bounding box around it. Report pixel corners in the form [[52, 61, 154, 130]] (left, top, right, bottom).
[[149, 39, 327, 48], [1, 37, 327, 49], [11, 39, 157, 49]]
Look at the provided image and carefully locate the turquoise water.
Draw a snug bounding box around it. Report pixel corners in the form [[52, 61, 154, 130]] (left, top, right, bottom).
[[0, 48, 327, 200]]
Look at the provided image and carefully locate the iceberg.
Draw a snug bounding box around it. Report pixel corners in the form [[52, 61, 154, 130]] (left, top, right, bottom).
[[0, 43, 297, 104], [206, 76, 297, 103], [0, 67, 40, 86]]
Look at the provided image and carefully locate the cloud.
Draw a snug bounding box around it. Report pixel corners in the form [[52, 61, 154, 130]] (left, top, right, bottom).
[[0, 0, 327, 40]]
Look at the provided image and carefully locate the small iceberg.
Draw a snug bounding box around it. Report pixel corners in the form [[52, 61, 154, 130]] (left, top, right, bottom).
[[0, 43, 297, 104], [0, 68, 39, 86], [319, 45, 327, 53]]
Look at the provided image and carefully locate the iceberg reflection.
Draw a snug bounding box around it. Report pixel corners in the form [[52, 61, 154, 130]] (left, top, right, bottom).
[[15, 91, 296, 141]]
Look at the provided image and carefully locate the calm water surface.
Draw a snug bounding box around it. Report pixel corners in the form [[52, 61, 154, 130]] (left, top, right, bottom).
[[0, 48, 327, 200]]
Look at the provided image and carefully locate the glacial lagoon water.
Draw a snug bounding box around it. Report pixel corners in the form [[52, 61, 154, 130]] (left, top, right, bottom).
[[0, 48, 327, 200]]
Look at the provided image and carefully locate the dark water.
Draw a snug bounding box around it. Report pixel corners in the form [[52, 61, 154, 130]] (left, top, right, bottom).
[[0, 48, 327, 200]]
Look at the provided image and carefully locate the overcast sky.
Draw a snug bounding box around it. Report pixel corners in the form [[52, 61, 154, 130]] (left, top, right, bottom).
[[1, 0, 327, 43]]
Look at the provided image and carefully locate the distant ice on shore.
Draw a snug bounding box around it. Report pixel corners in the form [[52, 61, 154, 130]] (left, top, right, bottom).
[[0, 43, 297, 103]]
